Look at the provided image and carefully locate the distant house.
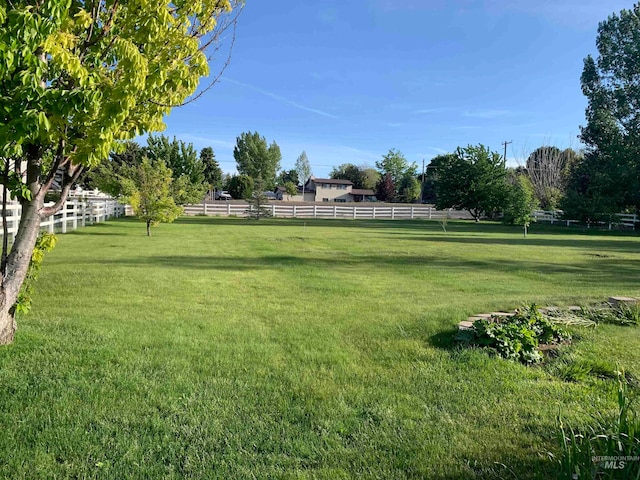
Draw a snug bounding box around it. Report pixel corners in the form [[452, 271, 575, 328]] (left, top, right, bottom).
[[280, 177, 376, 203]]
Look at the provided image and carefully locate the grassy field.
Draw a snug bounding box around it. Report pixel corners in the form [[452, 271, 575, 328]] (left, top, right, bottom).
[[0, 216, 639, 479]]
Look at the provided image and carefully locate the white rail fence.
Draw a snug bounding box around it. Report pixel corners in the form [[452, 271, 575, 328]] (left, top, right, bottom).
[[533, 210, 638, 229], [0, 198, 125, 242], [183, 203, 475, 220]]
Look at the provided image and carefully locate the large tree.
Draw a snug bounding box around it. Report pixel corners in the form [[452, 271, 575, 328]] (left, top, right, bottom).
[[376, 173, 396, 202], [526, 146, 580, 210], [330, 163, 380, 190], [146, 135, 207, 204], [565, 4, 640, 220], [200, 147, 223, 191], [375, 149, 417, 202], [376, 149, 417, 190], [277, 169, 299, 186], [330, 163, 362, 187], [423, 154, 456, 204], [233, 131, 281, 189], [91, 141, 145, 197], [0, 0, 243, 345], [433, 145, 508, 221], [398, 175, 421, 203]]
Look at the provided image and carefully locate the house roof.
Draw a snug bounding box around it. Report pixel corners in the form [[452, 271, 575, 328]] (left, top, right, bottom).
[[351, 189, 375, 196], [311, 178, 353, 185]]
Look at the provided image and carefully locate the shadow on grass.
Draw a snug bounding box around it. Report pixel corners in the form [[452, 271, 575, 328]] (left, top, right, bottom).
[[90, 253, 640, 287], [427, 329, 459, 350], [381, 233, 640, 254], [175, 215, 639, 235]]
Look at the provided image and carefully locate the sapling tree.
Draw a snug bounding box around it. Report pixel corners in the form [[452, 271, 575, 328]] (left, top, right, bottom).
[[246, 178, 272, 220], [504, 175, 538, 238], [0, 0, 244, 344], [294, 151, 312, 197], [127, 159, 182, 236]]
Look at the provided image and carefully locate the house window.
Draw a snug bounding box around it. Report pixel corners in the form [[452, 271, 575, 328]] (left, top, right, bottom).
[[322, 183, 330, 189], [322, 198, 329, 202], [334, 199, 346, 203], [337, 185, 347, 190]]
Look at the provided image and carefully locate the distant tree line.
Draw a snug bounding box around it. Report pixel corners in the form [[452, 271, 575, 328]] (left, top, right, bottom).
[[84, 3, 640, 225]]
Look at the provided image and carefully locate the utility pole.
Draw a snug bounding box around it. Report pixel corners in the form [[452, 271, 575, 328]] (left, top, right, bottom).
[[420, 159, 425, 204], [502, 140, 512, 164]]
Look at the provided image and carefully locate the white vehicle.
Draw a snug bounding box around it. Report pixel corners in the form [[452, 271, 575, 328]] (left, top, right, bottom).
[[214, 190, 232, 201]]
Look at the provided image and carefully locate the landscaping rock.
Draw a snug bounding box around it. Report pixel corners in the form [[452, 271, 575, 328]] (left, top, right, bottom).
[[609, 296, 638, 306]]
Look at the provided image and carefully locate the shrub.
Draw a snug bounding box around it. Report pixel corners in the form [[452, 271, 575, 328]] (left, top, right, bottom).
[[457, 304, 570, 364]]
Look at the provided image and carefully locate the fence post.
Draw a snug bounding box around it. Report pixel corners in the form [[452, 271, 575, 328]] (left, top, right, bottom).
[[72, 201, 78, 230], [353, 207, 356, 219], [410, 206, 414, 219], [227, 203, 231, 216], [203, 202, 207, 215], [314, 205, 317, 218], [373, 207, 376, 219], [293, 205, 297, 218], [428, 205, 432, 220], [61, 205, 67, 233], [391, 206, 395, 220], [272, 204, 276, 217], [333, 205, 337, 219]]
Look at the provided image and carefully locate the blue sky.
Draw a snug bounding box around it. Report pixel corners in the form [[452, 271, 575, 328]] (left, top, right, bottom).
[[159, 0, 633, 178]]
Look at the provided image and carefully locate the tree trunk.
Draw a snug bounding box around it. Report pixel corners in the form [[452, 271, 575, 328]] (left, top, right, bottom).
[[146, 220, 151, 236], [0, 197, 44, 345]]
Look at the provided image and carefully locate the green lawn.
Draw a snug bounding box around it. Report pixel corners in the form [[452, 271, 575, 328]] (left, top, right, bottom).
[[1, 217, 639, 479]]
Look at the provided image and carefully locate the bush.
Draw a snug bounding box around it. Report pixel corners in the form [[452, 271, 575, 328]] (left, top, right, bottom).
[[457, 304, 570, 364]]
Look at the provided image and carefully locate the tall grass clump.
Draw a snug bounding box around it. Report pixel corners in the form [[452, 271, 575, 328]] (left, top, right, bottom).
[[556, 374, 640, 479]]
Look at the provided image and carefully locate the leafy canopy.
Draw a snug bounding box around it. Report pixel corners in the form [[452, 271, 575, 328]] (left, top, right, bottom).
[[503, 175, 538, 237], [375, 149, 417, 192], [127, 158, 182, 236], [0, 0, 240, 166], [233, 131, 281, 189], [329, 163, 379, 190], [146, 135, 207, 204], [566, 4, 640, 218], [433, 145, 508, 221]]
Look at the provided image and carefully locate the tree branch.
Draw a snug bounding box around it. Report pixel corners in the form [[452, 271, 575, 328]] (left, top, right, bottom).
[[40, 164, 84, 219]]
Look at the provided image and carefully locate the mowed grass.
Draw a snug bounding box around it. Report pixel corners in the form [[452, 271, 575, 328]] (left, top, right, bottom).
[[1, 216, 639, 479]]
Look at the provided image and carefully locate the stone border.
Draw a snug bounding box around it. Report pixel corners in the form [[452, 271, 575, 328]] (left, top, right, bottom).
[[458, 296, 639, 330]]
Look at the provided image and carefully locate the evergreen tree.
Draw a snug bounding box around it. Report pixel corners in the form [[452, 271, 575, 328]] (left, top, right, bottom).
[[246, 177, 272, 220], [200, 147, 223, 190]]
